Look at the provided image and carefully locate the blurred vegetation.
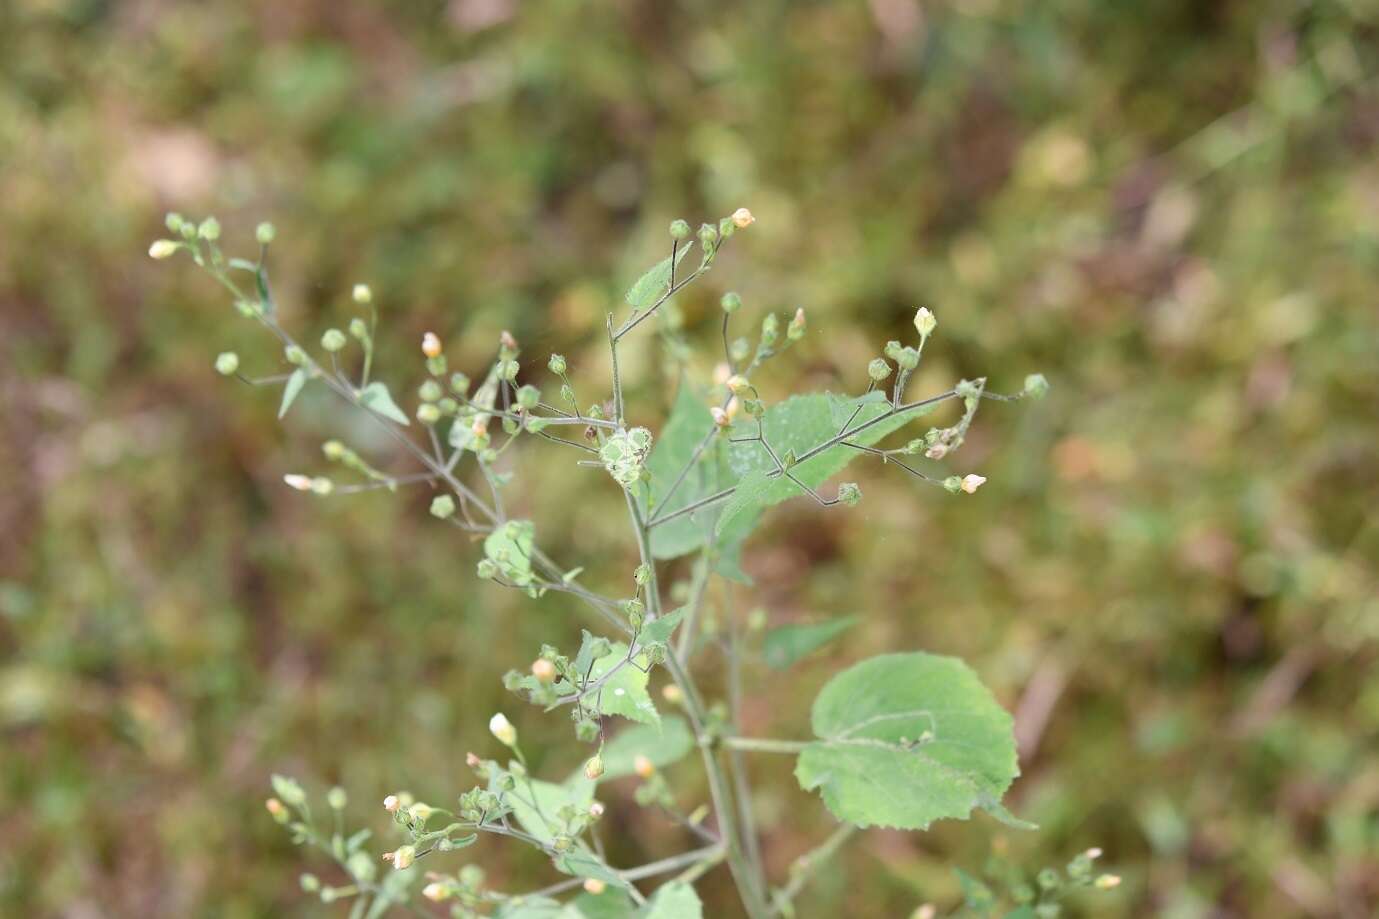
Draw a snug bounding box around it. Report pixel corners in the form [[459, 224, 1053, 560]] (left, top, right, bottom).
[[3, 0, 1378, 916]]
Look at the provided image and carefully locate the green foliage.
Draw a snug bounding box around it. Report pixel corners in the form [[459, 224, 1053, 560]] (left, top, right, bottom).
[[795, 653, 1019, 830], [584, 642, 658, 725], [760, 616, 857, 670], [357, 381, 409, 426], [642, 882, 703, 919]]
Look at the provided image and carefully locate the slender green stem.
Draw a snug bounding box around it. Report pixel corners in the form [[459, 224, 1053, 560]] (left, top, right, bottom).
[[770, 824, 857, 916], [623, 493, 770, 919], [722, 737, 810, 754]]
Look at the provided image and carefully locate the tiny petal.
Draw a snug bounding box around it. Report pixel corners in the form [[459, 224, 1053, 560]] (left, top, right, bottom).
[[583, 879, 607, 895], [383, 794, 400, 813], [422, 882, 450, 902], [633, 754, 655, 779], [352, 284, 372, 304], [731, 207, 755, 228], [961, 474, 987, 494], [422, 332, 442, 358], [489, 712, 517, 746], [1095, 874, 1122, 890], [283, 474, 313, 491], [913, 307, 937, 337], [148, 239, 180, 259]]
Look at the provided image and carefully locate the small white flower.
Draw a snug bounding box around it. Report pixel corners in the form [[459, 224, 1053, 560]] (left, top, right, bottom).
[[283, 474, 313, 491], [710, 406, 730, 428], [960, 474, 987, 494], [489, 712, 517, 746], [731, 207, 755, 229], [1095, 874, 1122, 890], [382, 794, 400, 813], [148, 239, 180, 260], [352, 284, 372, 304], [633, 754, 655, 779], [583, 878, 608, 895], [421, 332, 442, 358], [913, 307, 937, 338], [422, 882, 450, 902]]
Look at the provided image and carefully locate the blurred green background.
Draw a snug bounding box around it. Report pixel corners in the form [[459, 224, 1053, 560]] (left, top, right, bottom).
[[3, 0, 1378, 916]]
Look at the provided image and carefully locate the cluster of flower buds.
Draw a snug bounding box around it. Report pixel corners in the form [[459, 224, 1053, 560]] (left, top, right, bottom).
[[943, 474, 987, 495]]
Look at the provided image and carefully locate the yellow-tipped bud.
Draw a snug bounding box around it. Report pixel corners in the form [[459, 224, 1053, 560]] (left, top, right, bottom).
[[422, 332, 442, 358], [731, 207, 755, 229], [633, 754, 655, 779]]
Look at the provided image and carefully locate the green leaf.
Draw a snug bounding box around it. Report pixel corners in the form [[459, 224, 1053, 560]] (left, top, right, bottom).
[[565, 716, 694, 788], [639, 881, 702, 919], [496, 776, 591, 845], [649, 390, 928, 561], [715, 393, 915, 549], [555, 850, 629, 889], [714, 469, 774, 539], [357, 381, 409, 425], [794, 652, 1020, 831], [761, 616, 858, 670], [647, 382, 719, 559], [586, 643, 658, 725], [639, 607, 685, 646], [571, 888, 637, 919], [278, 368, 307, 419], [485, 520, 536, 585], [625, 242, 694, 311]]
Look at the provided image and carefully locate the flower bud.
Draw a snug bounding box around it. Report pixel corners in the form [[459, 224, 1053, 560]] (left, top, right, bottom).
[[215, 352, 239, 376], [285, 345, 308, 366], [430, 495, 456, 519], [669, 219, 691, 240], [896, 346, 920, 371], [731, 207, 755, 228], [321, 328, 347, 352], [961, 474, 987, 494], [256, 222, 276, 245], [265, 798, 288, 822], [500, 330, 519, 354], [760, 313, 780, 348], [661, 684, 684, 705], [516, 384, 540, 410], [284, 474, 313, 491], [327, 786, 347, 810], [698, 223, 718, 247], [352, 284, 372, 305], [165, 213, 185, 233], [633, 754, 655, 779], [710, 406, 730, 428], [913, 307, 937, 338], [1023, 373, 1049, 399], [1094, 874, 1121, 890], [548, 353, 567, 375], [884, 340, 904, 361], [391, 845, 416, 870], [531, 658, 556, 683], [383, 794, 400, 813], [310, 477, 333, 496], [300, 873, 320, 893], [583, 879, 607, 895], [584, 755, 605, 780], [421, 332, 442, 358], [349, 317, 368, 339], [489, 713, 517, 747], [417, 403, 441, 425], [868, 358, 892, 382], [721, 291, 742, 314], [838, 482, 862, 506], [423, 882, 450, 902], [943, 475, 963, 494], [197, 217, 221, 241], [418, 381, 443, 403], [465, 752, 482, 770], [588, 800, 606, 819], [148, 239, 180, 259], [725, 375, 751, 396], [787, 307, 806, 341]]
